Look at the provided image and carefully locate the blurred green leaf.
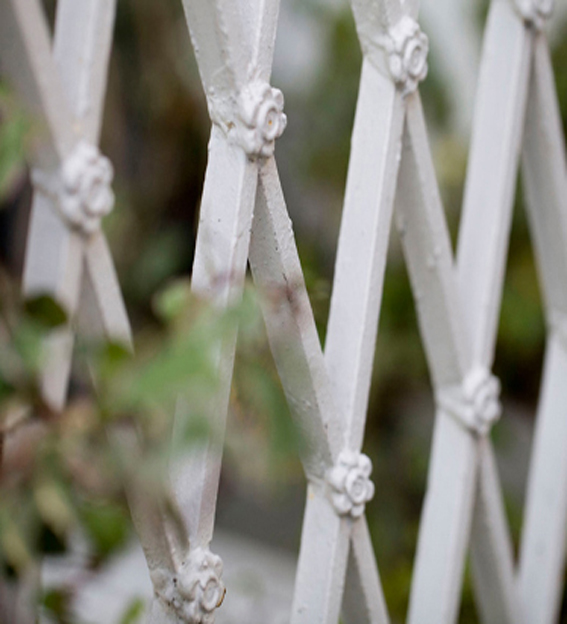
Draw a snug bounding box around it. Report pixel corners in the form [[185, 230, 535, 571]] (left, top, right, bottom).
[[34, 480, 75, 537], [42, 589, 72, 624], [153, 279, 192, 323], [79, 502, 130, 560], [0, 513, 33, 572], [118, 597, 145, 624], [25, 295, 67, 329]]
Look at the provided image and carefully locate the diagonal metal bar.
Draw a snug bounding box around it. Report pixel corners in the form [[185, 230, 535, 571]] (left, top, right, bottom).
[[179, 0, 250, 95], [0, 0, 128, 413], [408, 415, 478, 624], [395, 95, 478, 624], [145, 0, 287, 620], [325, 56, 405, 452], [518, 33, 567, 624], [263, 1, 434, 621], [393, 96, 470, 389], [48, 0, 128, 348], [407, 1, 534, 620], [456, 2, 534, 621], [292, 486, 352, 624], [456, 0, 533, 368], [406, 3, 564, 622], [517, 336, 567, 624], [242, 0, 281, 82], [10, 0, 128, 406], [350, 0, 404, 48], [342, 518, 390, 624], [249, 157, 389, 624], [280, 1, 429, 622], [469, 437, 518, 624], [0, 0, 74, 167], [521, 34, 567, 328], [249, 158, 342, 478], [83, 235, 133, 346], [169, 128, 259, 547], [22, 198, 84, 411], [291, 45, 405, 624], [0, 4, 129, 623], [53, 0, 117, 144]]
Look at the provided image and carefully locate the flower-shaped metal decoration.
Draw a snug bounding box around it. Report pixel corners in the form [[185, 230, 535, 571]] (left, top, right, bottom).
[[327, 451, 375, 518], [515, 0, 554, 29], [235, 80, 287, 158], [383, 16, 429, 97], [33, 141, 115, 235], [437, 367, 502, 436], [151, 547, 225, 624]]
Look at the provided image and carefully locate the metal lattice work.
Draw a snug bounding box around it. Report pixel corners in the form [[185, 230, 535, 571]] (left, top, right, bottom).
[[0, 0, 566, 622], [0, 0, 132, 412]]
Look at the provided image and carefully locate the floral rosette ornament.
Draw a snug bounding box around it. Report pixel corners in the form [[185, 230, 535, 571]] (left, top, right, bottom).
[[515, 0, 554, 29], [327, 451, 375, 518], [382, 16, 429, 96], [151, 547, 225, 624], [437, 367, 501, 436], [32, 141, 115, 235], [235, 80, 287, 158]]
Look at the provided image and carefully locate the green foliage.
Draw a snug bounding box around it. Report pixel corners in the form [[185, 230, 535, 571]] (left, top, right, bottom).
[[0, 274, 300, 621], [79, 502, 131, 560], [302, 8, 361, 188], [42, 588, 73, 624], [118, 598, 145, 624]]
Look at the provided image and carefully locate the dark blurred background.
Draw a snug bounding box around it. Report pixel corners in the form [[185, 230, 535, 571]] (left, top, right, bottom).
[[2, 0, 567, 621]]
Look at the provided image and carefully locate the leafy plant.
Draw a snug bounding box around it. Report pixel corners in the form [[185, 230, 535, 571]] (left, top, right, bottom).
[[0, 274, 297, 623]]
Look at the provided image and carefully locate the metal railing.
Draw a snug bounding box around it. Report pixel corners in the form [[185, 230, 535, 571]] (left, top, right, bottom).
[[0, 0, 566, 622]]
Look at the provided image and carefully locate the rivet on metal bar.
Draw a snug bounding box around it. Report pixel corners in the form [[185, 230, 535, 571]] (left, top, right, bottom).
[[326, 450, 375, 518], [514, 0, 554, 30], [377, 16, 429, 97], [31, 141, 115, 236], [436, 367, 502, 437], [150, 547, 226, 624], [208, 80, 287, 159]]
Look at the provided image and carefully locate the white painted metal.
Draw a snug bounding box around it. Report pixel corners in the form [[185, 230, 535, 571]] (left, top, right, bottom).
[[0, 3, 132, 624], [459, 3, 567, 623], [1, 0, 567, 622], [518, 32, 567, 624], [394, 96, 478, 624], [405, 1, 567, 622], [152, 1, 296, 622], [407, 1, 532, 621], [277, 0, 429, 621], [0, 0, 130, 413], [249, 157, 388, 624], [175, 1, 393, 620]]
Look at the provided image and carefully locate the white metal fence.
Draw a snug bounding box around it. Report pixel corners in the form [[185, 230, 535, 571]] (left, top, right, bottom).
[[1, 0, 566, 622]]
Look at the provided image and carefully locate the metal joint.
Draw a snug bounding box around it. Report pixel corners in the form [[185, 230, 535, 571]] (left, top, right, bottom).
[[514, 0, 554, 30], [436, 367, 502, 437], [150, 547, 226, 624], [326, 450, 375, 518], [208, 80, 287, 159], [377, 16, 429, 97], [31, 141, 115, 236]]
